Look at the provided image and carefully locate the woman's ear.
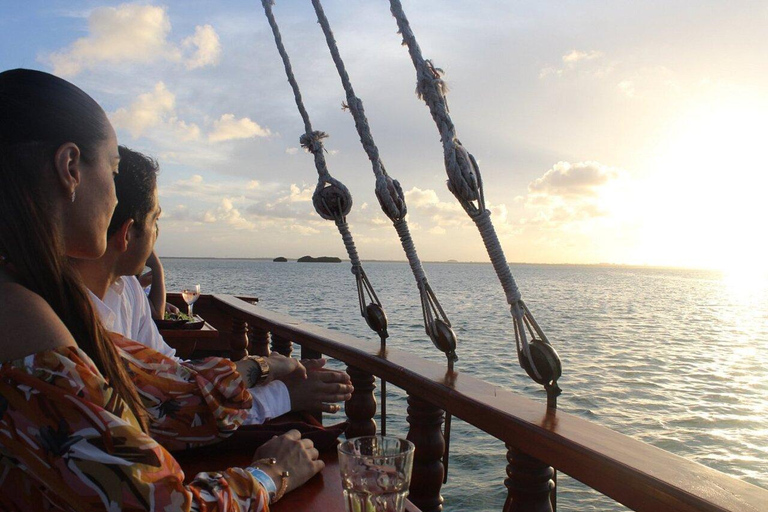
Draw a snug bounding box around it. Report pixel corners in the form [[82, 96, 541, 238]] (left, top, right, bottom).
[[53, 142, 82, 199], [115, 219, 135, 253]]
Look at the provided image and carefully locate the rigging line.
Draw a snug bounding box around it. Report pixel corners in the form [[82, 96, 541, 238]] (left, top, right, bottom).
[[388, 0, 562, 395], [261, 0, 390, 434], [310, 0, 458, 366]]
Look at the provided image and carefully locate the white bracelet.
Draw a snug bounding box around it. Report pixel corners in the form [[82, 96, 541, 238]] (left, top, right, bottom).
[[245, 466, 277, 497]]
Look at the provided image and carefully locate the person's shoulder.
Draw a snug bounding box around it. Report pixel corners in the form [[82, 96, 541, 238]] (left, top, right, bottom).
[[121, 275, 146, 295], [0, 280, 76, 361]]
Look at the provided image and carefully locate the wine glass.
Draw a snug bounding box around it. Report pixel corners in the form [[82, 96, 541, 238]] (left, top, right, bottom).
[[181, 284, 200, 318]]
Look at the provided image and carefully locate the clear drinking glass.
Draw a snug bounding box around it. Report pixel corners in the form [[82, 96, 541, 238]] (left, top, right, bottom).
[[181, 284, 200, 318], [338, 436, 415, 512]]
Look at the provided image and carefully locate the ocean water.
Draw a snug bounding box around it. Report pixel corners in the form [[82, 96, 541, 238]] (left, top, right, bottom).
[[164, 259, 768, 511]]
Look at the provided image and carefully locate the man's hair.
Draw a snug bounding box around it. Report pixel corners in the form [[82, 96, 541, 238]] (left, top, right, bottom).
[[108, 146, 159, 238]]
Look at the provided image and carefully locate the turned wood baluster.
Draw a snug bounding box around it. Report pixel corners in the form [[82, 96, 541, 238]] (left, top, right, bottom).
[[249, 326, 271, 356], [344, 366, 376, 438], [503, 445, 555, 512], [406, 394, 445, 512], [271, 333, 293, 357], [230, 317, 249, 361], [301, 346, 322, 361]]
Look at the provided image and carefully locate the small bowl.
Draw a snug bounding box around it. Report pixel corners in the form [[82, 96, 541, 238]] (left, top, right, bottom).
[[182, 316, 205, 330], [154, 318, 187, 329]]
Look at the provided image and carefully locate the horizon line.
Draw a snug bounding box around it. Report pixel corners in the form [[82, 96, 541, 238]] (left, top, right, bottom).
[[159, 256, 724, 272]]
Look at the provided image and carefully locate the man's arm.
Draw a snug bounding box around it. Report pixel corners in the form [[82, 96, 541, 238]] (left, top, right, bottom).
[[145, 250, 166, 320]]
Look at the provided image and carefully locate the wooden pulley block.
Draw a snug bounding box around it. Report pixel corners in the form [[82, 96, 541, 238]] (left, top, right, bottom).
[[364, 302, 388, 337], [520, 339, 562, 386]]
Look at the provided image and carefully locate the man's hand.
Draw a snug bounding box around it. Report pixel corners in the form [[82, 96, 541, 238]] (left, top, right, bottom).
[[266, 352, 306, 382], [283, 360, 353, 414], [145, 250, 162, 270]]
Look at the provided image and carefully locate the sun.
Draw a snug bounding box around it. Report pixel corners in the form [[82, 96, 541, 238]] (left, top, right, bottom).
[[638, 96, 768, 274]]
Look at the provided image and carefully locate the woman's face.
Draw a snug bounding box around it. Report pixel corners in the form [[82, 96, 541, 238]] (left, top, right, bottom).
[[63, 120, 120, 259]]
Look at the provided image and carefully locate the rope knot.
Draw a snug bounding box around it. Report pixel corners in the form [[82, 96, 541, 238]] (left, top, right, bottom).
[[375, 174, 407, 221], [416, 59, 448, 101], [300, 130, 329, 154], [445, 140, 480, 206], [313, 177, 352, 221]]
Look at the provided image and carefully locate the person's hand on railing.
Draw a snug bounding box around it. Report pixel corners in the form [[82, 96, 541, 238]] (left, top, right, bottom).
[[283, 359, 354, 413], [266, 352, 306, 382], [250, 429, 324, 497]]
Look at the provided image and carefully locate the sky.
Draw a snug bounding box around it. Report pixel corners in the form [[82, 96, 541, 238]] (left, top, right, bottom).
[[2, 0, 767, 270]]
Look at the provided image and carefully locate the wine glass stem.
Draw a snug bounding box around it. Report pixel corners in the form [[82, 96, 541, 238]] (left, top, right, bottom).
[[188, 304, 194, 317]]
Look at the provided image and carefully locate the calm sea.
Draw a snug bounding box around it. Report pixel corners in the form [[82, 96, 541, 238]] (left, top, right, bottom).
[[164, 259, 768, 511]]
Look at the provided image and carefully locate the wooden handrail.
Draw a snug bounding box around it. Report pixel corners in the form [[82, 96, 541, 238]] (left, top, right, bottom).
[[206, 294, 766, 512]]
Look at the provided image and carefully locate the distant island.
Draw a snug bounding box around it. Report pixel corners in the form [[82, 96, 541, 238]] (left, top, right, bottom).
[[273, 257, 288, 262], [297, 255, 342, 263]]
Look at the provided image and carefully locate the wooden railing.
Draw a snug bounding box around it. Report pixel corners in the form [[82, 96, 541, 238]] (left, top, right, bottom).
[[168, 293, 768, 512]]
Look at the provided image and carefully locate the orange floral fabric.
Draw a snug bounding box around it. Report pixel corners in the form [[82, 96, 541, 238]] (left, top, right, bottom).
[[0, 345, 269, 512], [112, 334, 252, 451]]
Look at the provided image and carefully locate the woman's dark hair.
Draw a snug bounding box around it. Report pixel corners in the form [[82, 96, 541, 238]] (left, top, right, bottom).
[[0, 68, 149, 433], [108, 146, 159, 239]]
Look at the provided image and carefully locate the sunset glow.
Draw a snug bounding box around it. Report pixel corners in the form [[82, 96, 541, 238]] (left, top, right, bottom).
[[2, 1, 766, 271]]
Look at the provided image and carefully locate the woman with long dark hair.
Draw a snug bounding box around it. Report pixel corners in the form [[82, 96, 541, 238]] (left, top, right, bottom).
[[0, 68, 322, 511]]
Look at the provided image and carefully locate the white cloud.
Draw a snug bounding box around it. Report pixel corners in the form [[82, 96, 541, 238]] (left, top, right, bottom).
[[110, 82, 201, 140], [285, 147, 300, 155], [522, 161, 627, 228], [45, 4, 221, 76], [286, 184, 313, 203], [540, 49, 606, 79], [204, 198, 255, 230], [528, 161, 620, 197], [183, 24, 221, 70], [562, 50, 603, 66], [48, 4, 175, 76], [209, 114, 272, 142]]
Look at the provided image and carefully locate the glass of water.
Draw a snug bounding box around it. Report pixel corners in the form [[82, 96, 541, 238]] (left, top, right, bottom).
[[338, 436, 415, 512]]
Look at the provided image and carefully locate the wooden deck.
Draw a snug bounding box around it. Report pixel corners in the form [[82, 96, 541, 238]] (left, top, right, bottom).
[[168, 293, 768, 511]]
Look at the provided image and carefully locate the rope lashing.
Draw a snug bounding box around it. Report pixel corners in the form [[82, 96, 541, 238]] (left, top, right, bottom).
[[261, 0, 387, 341], [388, 0, 561, 403], [310, 0, 458, 366]]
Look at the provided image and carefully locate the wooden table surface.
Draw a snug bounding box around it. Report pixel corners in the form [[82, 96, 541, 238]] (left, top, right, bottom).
[[177, 440, 420, 511], [159, 321, 218, 359]]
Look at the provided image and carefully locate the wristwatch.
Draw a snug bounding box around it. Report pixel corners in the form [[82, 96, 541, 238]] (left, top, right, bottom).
[[248, 355, 270, 385]]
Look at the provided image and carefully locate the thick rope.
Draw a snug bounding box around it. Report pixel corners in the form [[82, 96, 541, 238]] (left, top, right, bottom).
[[311, 0, 457, 363], [261, 0, 377, 305], [389, 0, 556, 382]]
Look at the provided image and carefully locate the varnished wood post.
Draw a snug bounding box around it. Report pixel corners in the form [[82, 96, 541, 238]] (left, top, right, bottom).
[[230, 317, 249, 361], [249, 326, 270, 356], [503, 445, 555, 512], [271, 333, 293, 357], [406, 394, 444, 512], [301, 345, 322, 361], [345, 366, 376, 438]]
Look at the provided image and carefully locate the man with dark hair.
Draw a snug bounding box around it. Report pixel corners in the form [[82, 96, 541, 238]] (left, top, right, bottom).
[[73, 146, 352, 425]]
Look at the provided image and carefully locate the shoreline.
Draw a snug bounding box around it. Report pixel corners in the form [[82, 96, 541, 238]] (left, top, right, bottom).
[[161, 256, 721, 272]]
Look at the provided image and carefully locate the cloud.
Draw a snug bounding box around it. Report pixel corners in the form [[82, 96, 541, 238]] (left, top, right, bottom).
[[522, 161, 627, 227], [562, 50, 603, 66], [540, 49, 606, 78], [285, 147, 300, 155], [45, 4, 220, 76], [182, 24, 221, 70], [209, 114, 272, 142], [203, 198, 255, 230], [528, 161, 620, 197], [110, 82, 201, 140]]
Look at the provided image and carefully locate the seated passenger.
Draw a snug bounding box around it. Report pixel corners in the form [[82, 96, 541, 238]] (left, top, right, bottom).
[[72, 145, 353, 431], [0, 68, 321, 511]]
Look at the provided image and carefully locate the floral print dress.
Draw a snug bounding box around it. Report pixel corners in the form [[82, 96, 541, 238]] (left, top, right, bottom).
[[0, 338, 269, 511]]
